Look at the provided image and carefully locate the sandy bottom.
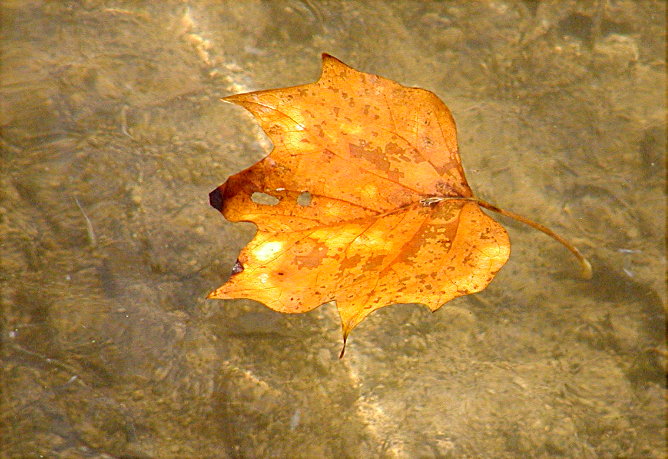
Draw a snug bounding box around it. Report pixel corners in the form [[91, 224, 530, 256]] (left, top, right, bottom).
[[1, 1, 665, 457]]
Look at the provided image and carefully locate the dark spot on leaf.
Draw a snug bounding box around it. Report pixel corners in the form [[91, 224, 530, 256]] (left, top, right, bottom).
[[209, 187, 224, 211], [231, 259, 244, 275]]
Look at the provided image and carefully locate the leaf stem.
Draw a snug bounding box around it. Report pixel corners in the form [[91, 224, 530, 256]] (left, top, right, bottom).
[[473, 198, 592, 279]]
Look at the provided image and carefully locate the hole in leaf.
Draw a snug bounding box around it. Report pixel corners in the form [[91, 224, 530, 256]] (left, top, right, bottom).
[[297, 191, 312, 206], [251, 192, 280, 206]]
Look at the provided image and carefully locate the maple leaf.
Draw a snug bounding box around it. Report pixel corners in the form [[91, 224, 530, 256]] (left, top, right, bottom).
[[208, 54, 591, 354]]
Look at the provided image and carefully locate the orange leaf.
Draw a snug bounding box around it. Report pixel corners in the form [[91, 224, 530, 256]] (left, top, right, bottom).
[[208, 54, 512, 348]]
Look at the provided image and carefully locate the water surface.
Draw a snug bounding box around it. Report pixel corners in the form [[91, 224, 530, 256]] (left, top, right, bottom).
[[1, 1, 665, 457]]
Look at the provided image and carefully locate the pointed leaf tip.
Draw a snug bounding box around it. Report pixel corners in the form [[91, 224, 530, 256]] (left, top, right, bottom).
[[321, 52, 335, 60], [221, 94, 243, 104]]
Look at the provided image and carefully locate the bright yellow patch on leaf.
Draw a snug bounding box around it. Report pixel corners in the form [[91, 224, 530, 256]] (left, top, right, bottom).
[[208, 54, 511, 348]]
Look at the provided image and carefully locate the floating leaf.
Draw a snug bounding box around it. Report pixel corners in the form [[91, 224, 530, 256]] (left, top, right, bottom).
[[208, 54, 591, 354]]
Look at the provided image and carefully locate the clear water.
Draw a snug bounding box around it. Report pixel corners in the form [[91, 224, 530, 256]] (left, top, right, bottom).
[[2, 1, 665, 457]]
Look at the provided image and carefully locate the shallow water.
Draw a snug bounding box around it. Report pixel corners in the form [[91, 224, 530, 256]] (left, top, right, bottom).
[[1, 1, 665, 457]]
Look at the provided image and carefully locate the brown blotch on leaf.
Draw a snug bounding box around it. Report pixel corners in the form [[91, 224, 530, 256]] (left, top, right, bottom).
[[231, 260, 244, 275], [209, 187, 224, 212]]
